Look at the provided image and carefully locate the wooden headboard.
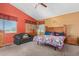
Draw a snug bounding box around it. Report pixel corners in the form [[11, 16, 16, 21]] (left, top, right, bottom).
[[46, 25, 67, 35]]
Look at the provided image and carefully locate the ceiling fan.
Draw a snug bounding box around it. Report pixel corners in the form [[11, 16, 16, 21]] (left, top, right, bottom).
[[35, 3, 47, 8]]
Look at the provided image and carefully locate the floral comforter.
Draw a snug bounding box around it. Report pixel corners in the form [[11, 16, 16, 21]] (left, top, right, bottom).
[[33, 35, 65, 49]]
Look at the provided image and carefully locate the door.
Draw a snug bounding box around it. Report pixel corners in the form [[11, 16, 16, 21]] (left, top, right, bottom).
[[37, 24, 45, 35], [0, 19, 17, 46], [4, 20, 17, 45]]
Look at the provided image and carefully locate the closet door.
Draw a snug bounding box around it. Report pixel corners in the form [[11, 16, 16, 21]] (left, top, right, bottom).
[[0, 19, 4, 47]]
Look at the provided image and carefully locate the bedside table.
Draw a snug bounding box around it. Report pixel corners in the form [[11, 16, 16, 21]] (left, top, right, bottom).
[[66, 36, 77, 45]]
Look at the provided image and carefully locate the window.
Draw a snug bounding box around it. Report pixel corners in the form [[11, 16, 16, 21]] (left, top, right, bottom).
[[26, 23, 37, 33], [0, 19, 4, 32], [0, 19, 17, 33], [4, 20, 17, 33]]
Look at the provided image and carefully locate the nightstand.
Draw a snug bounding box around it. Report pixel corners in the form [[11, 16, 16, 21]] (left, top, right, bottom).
[[65, 36, 77, 45]]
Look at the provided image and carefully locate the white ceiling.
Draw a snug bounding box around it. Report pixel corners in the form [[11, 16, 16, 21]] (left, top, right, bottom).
[[11, 3, 79, 20]]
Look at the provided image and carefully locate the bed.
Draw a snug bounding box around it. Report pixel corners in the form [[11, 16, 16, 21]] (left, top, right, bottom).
[[33, 25, 67, 50]]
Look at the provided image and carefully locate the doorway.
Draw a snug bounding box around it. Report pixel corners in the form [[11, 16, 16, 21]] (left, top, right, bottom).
[[0, 18, 17, 46]]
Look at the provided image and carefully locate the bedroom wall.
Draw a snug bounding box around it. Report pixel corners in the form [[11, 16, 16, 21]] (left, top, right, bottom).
[[45, 12, 79, 38], [0, 3, 36, 33], [0, 3, 36, 46]]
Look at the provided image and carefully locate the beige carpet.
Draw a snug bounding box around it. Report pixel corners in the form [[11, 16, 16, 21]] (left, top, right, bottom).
[[0, 42, 79, 56]]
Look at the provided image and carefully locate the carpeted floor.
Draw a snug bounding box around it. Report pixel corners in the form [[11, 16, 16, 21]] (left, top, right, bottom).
[[0, 42, 79, 56]]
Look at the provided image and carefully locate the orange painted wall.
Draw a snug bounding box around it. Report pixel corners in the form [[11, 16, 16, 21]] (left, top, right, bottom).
[[37, 20, 45, 25], [0, 3, 36, 33], [4, 33, 15, 45], [0, 3, 36, 45]]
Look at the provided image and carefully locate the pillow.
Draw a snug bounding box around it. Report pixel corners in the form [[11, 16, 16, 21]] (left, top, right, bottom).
[[45, 32, 51, 35], [53, 32, 65, 36]]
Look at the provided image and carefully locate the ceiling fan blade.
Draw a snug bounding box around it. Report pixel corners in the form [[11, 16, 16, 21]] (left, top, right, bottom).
[[35, 3, 39, 8], [40, 3, 47, 7]]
